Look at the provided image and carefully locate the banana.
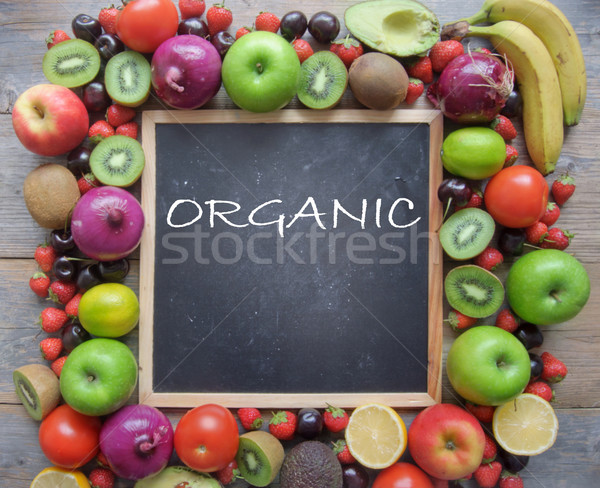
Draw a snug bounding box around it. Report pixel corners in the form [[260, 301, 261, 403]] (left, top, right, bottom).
[[462, 0, 586, 126]]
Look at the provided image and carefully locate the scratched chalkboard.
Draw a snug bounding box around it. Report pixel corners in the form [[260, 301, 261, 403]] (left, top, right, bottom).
[[139, 110, 443, 408]]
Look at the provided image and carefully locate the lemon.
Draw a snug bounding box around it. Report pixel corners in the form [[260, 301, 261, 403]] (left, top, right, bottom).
[[345, 403, 407, 469], [492, 393, 559, 456], [78, 282, 140, 338], [30, 466, 90, 488]]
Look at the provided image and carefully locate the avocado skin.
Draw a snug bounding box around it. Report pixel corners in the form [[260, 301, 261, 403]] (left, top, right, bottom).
[[279, 441, 343, 488]]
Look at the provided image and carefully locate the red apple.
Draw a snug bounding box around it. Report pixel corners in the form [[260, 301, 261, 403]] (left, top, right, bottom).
[[12, 84, 89, 156], [408, 403, 485, 481]]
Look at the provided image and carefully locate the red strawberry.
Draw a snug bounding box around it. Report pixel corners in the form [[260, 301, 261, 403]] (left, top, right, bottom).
[[39, 307, 69, 333], [482, 433, 497, 463], [464, 402, 495, 423], [30, 272, 51, 298], [504, 144, 518, 167], [179, 0, 206, 20], [89, 120, 115, 143], [455, 190, 483, 210], [541, 351, 568, 383], [292, 38, 314, 63], [49, 280, 78, 305], [406, 55, 433, 84], [499, 470, 524, 488], [46, 29, 71, 49], [474, 246, 503, 271], [40, 337, 63, 361], [206, 3, 233, 36], [475, 46, 493, 55], [405, 78, 424, 105], [268, 410, 297, 440], [51, 355, 68, 377], [541, 227, 573, 251], [429, 40, 464, 72], [235, 26, 252, 39], [524, 380, 554, 402], [474, 461, 502, 488], [491, 115, 518, 141], [65, 292, 83, 318], [330, 35, 364, 70], [96, 451, 110, 469], [332, 439, 355, 464], [323, 404, 349, 433], [34, 243, 57, 273], [116, 121, 139, 139], [551, 173, 575, 206], [255, 11, 280, 33], [214, 460, 240, 485], [540, 202, 560, 227], [89, 467, 115, 488], [495, 309, 519, 333], [106, 104, 136, 127], [525, 221, 548, 245], [78, 173, 100, 195], [98, 6, 120, 35], [446, 309, 477, 332], [237, 407, 263, 430]]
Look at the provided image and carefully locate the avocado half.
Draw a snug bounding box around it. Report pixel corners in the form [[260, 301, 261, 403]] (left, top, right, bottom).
[[345, 0, 440, 57], [134, 466, 220, 488]]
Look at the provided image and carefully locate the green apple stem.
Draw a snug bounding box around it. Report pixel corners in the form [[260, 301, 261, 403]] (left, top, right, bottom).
[[550, 290, 562, 303], [256, 62, 264, 74]]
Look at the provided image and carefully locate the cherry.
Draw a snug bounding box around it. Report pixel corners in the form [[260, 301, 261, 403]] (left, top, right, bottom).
[[308, 11, 340, 43], [498, 227, 526, 256], [50, 229, 76, 254], [82, 81, 111, 112], [341, 464, 369, 488], [178, 17, 210, 38], [97, 258, 130, 283], [515, 322, 544, 350], [296, 408, 323, 439], [71, 14, 102, 43], [94, 33, 125, 61], [501, 89, 523, 119], [52, 256, 79, 282], [280, 11, 308, 40], [77, 263, 103, 291], [211, 31, 235, 59], [67, 146, 92, 176], [529, 352, 544, 380], [61, 322, 91, 352]]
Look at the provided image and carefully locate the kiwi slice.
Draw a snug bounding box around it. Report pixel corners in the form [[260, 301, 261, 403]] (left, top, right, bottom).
[[90, 135, 145, 187], [105, 51, 151, 107], [445, 265, 505, 318], [439, 208, 495, 260], [235, 430, 285, 487], [298, 51, 348, 109], [13, 364, 61, 421], [42, 39, 101, 88]]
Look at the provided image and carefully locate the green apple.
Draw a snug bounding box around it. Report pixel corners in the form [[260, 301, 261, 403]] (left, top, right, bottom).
[[446, 326, 530, 406], [506, 249, 590, 325], [221, 31, 300, 112], [60, 338, 138, 416]]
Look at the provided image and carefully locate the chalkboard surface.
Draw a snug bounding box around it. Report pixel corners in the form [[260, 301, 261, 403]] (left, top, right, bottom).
[[139, 110, 443, 408]]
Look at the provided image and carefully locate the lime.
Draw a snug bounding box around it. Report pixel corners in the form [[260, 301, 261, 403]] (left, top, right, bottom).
[[441, 126, 506, 179], [78, 283, 139, 338], [30, 466, 90, 488]]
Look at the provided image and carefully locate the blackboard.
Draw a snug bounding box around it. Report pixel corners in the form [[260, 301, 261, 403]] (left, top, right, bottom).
[[139, 110, 443, 408]]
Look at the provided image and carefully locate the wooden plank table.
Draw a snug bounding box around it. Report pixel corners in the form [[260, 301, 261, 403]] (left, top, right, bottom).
[[1, 0, 599, 486]]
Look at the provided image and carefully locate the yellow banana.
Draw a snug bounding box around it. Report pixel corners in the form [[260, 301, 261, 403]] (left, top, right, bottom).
[[462, 0, 586, 126]]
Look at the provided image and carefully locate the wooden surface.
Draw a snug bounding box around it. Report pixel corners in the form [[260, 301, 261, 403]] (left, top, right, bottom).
[[0, 0, 599, 486]]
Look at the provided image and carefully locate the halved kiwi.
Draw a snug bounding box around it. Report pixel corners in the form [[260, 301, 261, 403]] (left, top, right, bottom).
[[42, 39, 101, 88], [235, 430, 285, 487], [105, 50, 151, 107], [13, 364, 61, 420], [445, 265, 505, 318], [298, 50, 348, 109], [439, 208, 495, 260], [90, 135, 145, 187]]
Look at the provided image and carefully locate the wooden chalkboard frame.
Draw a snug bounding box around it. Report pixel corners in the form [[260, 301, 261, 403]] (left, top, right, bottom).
[[139, 109, 444, 409]]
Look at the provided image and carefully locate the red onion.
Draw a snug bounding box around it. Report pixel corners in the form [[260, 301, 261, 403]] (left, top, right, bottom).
[[71, 186, 144, 261], [151, 34, 222, 109], [427, 51, 514, 123], [100, 404, 174, 480]]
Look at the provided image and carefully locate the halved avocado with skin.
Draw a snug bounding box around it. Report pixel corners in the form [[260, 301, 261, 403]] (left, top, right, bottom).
[[134, 466, 220, 488], [345, 0, 440, 57]]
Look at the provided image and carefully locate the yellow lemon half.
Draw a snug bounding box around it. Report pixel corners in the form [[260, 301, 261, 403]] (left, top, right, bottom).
[[30, 466, 90, 488]]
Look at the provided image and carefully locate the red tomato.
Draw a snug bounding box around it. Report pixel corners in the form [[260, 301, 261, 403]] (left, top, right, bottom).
[[484, 165, 549, 228], [372, 462, 435, 488], [38, 404, 101, 469], [116, 0, 179, 53], [174, 403, 239, 472]]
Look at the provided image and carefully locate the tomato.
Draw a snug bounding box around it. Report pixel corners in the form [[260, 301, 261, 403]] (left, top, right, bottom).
[[372, 462, 435, 488], [116, 0, 179, 53], [484, 165, 549, 228], [174, 403, 239, 472], [38, 404, 101, 469]]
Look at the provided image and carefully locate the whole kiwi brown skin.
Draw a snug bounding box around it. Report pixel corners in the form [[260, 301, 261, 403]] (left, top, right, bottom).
[[348, 52, 409, 110]]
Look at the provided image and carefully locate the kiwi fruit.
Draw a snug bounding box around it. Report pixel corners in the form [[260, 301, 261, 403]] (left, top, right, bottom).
[[439, 208, 495, 260], [42, 39, 101, 88], [445, 265, 505, 318], [298, 51, 348, 110], [105, 50, 152, 107], [235, 430, 285, 487], [13, 364, 61, 421], [90, 135, 145, 187], [23, 163, 80, 229], [280, 440, 343, 488]]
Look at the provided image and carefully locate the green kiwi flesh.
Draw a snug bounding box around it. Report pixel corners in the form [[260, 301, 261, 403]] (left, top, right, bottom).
[[90, 135, 145, 187], [298, 51, 348, 110], [105, 51, 151, 107], [235, 430, 285, 487], [13, 364, 61, 421], [439, 208, 495, 260], [445, 265, 504, 318], [42, 39, 101, 88]]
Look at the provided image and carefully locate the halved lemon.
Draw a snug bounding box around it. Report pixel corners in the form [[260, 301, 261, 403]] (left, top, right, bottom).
[[492, 393, 559, 456], [30, 466, 90, 488], [345, 403, 407, 469]]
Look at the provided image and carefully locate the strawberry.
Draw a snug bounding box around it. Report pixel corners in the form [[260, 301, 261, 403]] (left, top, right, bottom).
[[30, 272, 51, 298], [330, 35, 364, 70], [473, 461, 502, 488], [34, 243, 57, 273], [464, 402, 495, 423], [89, 467, 115, 488], [237, 407, 263, 430], [106, 104, 136, 127], [78, 173, 100, 195], [429, 40, 464, 72], [235, 26, 252, 39], [446, 309, 477, 332], [206, 3, 233, 36], [525, 221, 548, 245], [551, 174, 576, 206], [475, 46, 493, 55], [89, 120, 115, 143], [474, 246, 504, 271], [51, 355, 68, 377], [46, 29, 71, 49], [269, 410, 297, 440], [332, 439, 355, 464], [49, 280, 78, 305], [499, 470, 524, 488], [292, 38, 314, 63], [495, 309, 519, 334], [491, 115, 518, 141], [406, 55, 433, 84], [541, 351, 568, 383], [541, 227, 573, 251], [116, 121, 139, 139], [540, 202, 561, 227], [39, 307, 69, 333], [98, 6, 120, 35], [40, 337, 63, 361], [405, 78, 424, 105], [482, 433, 497, 463], [504, 144, 518, 167], [179, 0, 206, 20], [323, 404, 349, 433], [96, 451, 110, 469], [455, 190, 483, 210], [524, 380, 554, 402], [214, 460, 240, 485], [65, 292, 83, 318], [255, 11, 280, 33]]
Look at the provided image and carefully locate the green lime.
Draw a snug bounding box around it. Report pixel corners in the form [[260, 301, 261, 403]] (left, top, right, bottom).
[[441, 126, 506, 179], [78, 283, 139, 338]]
